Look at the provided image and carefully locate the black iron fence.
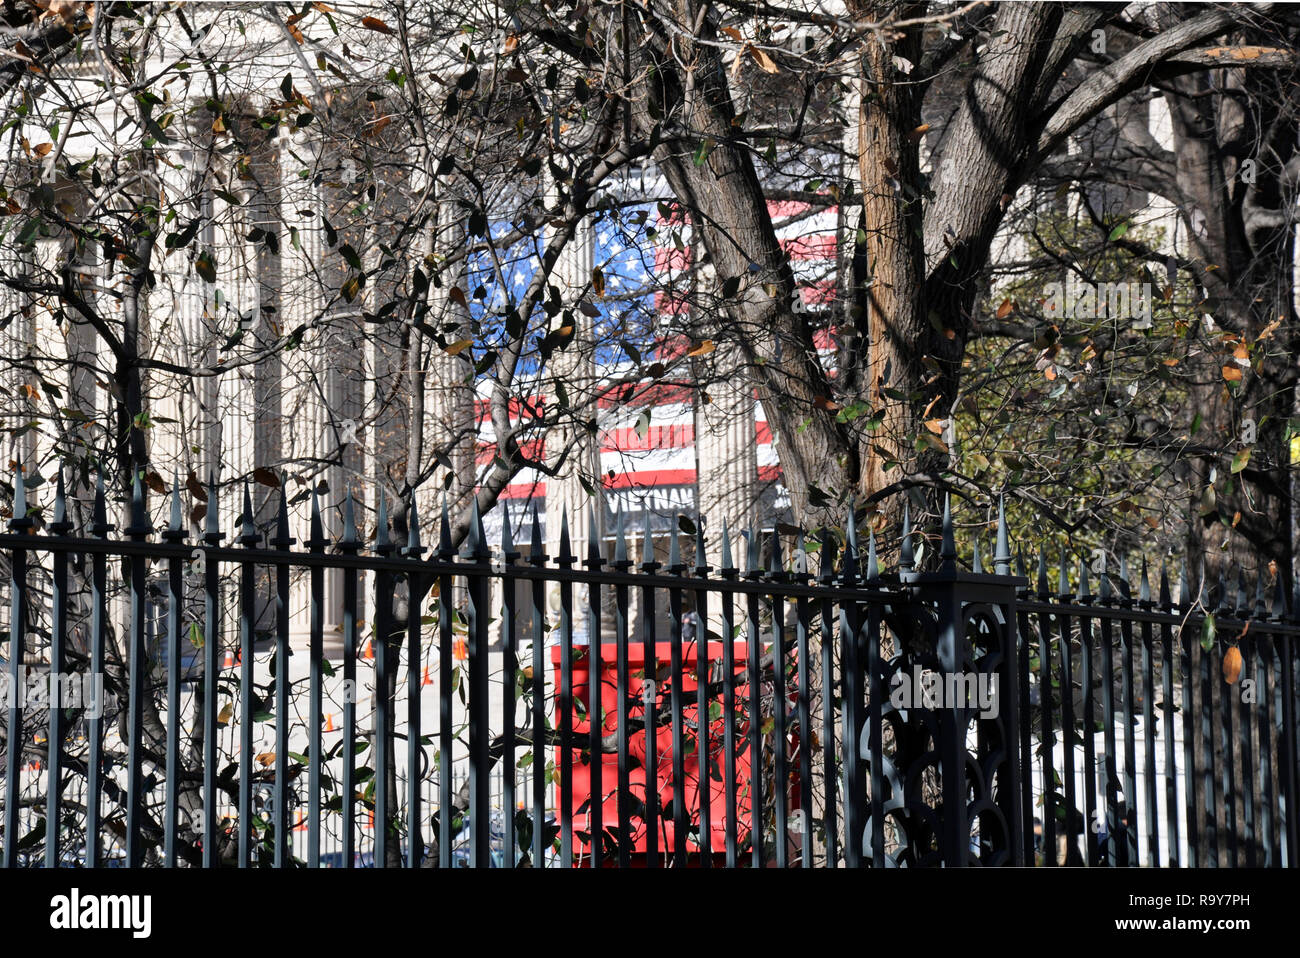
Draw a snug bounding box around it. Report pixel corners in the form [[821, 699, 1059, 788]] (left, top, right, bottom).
[[0, 467, 1296, 867]]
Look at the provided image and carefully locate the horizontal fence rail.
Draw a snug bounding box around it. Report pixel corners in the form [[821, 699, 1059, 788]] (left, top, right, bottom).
[[0, 468, 1296, 867]]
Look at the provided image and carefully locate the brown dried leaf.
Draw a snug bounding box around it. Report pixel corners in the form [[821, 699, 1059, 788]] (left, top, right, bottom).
[[748, 45, 779, 73], [1223, 645, 1243, 685], [361, 15, 394, 34]]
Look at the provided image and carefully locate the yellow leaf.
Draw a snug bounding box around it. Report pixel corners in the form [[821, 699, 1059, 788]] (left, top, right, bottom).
[[444, 338, 472, 356], [687, 340, 715, 357], [217, 703, 233, 726], [211, 115, 226, 134], [923, 418, 945, 435]]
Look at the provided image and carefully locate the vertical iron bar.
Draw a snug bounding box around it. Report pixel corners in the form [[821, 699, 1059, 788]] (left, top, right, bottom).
[[612, 513, 631, 866], [465, 501, 491, 869], [719, 527, 739, 867], [818, 529, 837, 868], [641, 522, 660, 867], [162, 480, 186, 868], [586, 511, 604, 868], [124, 475, 150, 867], [768, 534, 788, 868], [528, 509, 546, 868], [502, 511, 519, 867], [85, 475, 111, 869], [692, 520, 711, 868], [339, 493, 360, 868], [201, 473, 223, 868], [45, 474, 71, 868], [3, 467, 32, 868], [667, 536, 686, 867], [1240, 631, 1256, 867], [237, 485, 258, 867], [557, 514, 574, 868], [794, 538, 812, 868]]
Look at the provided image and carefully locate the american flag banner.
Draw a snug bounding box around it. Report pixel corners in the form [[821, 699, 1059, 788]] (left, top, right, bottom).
[[464, 186, 843, 542]]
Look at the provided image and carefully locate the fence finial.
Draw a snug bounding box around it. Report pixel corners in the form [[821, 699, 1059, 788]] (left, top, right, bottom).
[[307, 487, 328, 552], [818, 525, 836, 584], [794, 527, 808, 577], [694, 514, 709, 575], [643, 513, 660, 572], [272, 484, 295, 550], [1119, 555, 1131, 602], [1273, 569, 1289, 619], [92, 468, 111, 537], [668, 517, 683, 574], [972, 536, 983, 574], [1178, 560, 1190, 613], [720, 519, 734, 572], [205, 471, 221, 543], [587, 505, 603, 567], [371, 494, 390, 554], [994, 495, 1011, 575], [1159, 562, 1172, 610], [844, 502, 858, 553], [1234, 565, 1247, 617], [1139, 557, 1151, 605], [1076, 555, 1090, 601], [341, 488, 358, 551], [239, 480, 258, 547], [438, 494, 454, 560], [1036, 551, 1049, 597], [50, 468, 71, 536], [528, 504, 545, 564], [126, 469, 151, 539], [767, 528, 782, 578], [500, 500, 516, 562], [744, 524, 760, 578], [1098, 552, 1111, 602], [613, 506, 627, 567], [866, 527, 879, 581], [556, 507, 574, 566], [163, 469, 184, 541], [940, 493, 956, 570], [1057, 548, 1070, 597], [465, 495, 487, 560], [404, 494, 424, 557], [899, 502, 913, 573]]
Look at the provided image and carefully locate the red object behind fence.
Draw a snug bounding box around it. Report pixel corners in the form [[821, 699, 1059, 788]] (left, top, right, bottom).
[[550, 638, 756, 865]]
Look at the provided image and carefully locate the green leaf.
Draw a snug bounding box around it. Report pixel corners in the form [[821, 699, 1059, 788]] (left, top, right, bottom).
[[1231, 447, 1252, 474], [1108, 221, 1130, 242], [1201, 613, 1216, 653]]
